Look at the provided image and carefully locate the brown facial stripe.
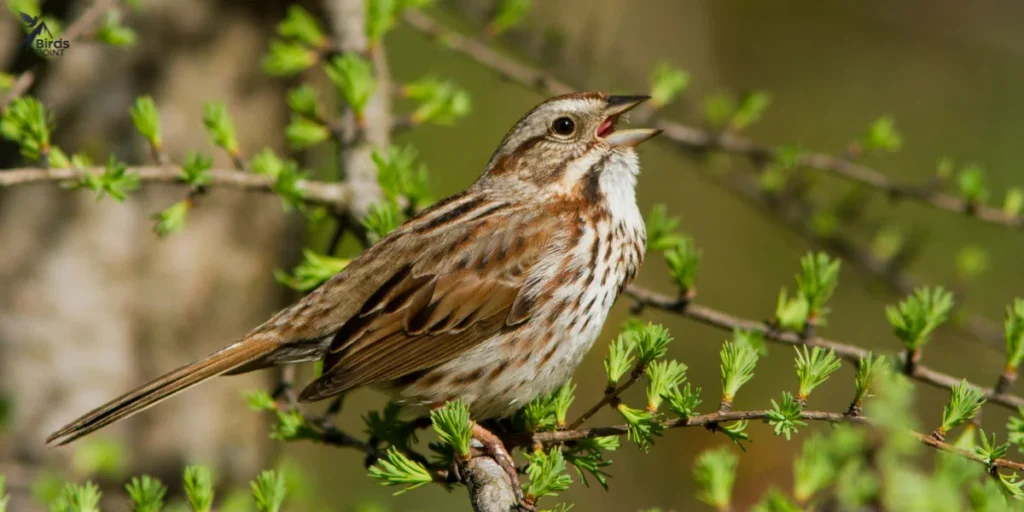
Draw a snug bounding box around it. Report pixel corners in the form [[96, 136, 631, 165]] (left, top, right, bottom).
[[539, 154, 575, 185], [538, 139, 603, 186], [412, 196, 488, 233], [488, 134, 547, 175], [580, 153, 611, 204]]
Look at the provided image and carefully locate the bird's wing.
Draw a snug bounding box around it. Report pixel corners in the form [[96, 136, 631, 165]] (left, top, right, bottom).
[[279, 193, 561, 401], [19, 12, 35, 24]]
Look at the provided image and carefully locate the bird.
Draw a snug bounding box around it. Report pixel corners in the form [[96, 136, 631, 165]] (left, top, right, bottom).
[[47, 92, 660, 493]]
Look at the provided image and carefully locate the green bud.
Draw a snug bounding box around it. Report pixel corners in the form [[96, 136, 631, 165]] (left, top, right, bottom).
[[202, 102, 239, 156], [152, 200, 191, 237], [262, 40, 317, 77], [649, 62, 689, 108], [285, 116, 330, 149], [489, 0, 532, 36], [94, 11, 137, 46], [277, 6, 326, 47], [129, 95, 162, 149], [862, 116, 902, 153], [325, 54, 376, 118]]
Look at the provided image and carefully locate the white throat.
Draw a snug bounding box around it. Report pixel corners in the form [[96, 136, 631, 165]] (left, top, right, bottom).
[[599, 150, 642, 224]]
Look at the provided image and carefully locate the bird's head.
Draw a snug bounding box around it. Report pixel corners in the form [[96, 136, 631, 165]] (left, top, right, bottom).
[[480, 92, 661, 200]]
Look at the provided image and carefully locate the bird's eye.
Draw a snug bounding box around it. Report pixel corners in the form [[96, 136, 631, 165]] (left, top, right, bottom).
[[551, 117, 576, 136]]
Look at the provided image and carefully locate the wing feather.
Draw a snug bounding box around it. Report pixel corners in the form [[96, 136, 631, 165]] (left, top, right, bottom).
[[296, 197, 557, 402]]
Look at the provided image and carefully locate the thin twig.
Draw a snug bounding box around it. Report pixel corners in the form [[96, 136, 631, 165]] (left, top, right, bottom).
[[529, 409, 1024, 472], [567, 366, 644, 430], [0, 165, 351, 209], [704, 169, 1004, 350], [402, 9, 1022, 230], [402, 6, 1012, 359], [1, 0, 117, 110], [0, 71, 36, 111], [624, 285, 1024, 411], [402, 7, 1013, 354]]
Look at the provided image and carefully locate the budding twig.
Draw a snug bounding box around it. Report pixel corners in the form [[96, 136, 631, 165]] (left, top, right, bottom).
[[528, 408, 1024, 473], [567, 365, 644, 430], [1, 0, 119, 110], [402, 9, 1021, 230], [401, 8, 1010, 353], [0, 165, 351, 208], [624, 285, 1024, 412]]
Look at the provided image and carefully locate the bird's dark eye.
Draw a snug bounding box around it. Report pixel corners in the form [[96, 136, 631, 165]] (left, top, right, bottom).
[[551, 117, 576, 136]]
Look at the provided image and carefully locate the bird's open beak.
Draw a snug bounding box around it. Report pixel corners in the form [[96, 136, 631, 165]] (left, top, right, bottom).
[[599, 95, 662, 148]]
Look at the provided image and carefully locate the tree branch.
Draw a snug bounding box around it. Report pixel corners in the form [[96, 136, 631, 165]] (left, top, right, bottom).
[[697, 168, 1004, 350], [567, 366, 644, 430], [1, 0, 118, 110], [325, 0, 388, 221], [529, 408, 1024, 473], [401, 7, 1013, 355], [0, 165, 351, 209], [401, 9, 1021, 230], [463, 457, 520, 512], [624, 285, 1024, 411]]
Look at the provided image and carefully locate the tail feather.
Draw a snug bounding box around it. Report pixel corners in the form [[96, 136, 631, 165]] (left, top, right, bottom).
[[46, 337, 278, 446]]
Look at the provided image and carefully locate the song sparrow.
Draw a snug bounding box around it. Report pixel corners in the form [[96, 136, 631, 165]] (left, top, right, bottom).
[[47, 92, 660, 495]]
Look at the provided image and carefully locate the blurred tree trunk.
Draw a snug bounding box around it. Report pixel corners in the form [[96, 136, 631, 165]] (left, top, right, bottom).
[[0, 1, 298, 508]]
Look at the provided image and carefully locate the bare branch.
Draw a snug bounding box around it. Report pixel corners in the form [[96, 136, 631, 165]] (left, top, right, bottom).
[[0, 165, 351, 209], [701, 169, 1004, 350], [402, 9, 1021, 230], [1, 0, 118, 109]]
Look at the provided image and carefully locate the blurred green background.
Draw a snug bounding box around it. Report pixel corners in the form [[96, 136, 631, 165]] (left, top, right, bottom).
[[3, 0, 1024, 510]]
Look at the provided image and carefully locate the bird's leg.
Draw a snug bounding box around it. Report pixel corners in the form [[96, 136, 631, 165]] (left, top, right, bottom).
[[470, 422, 531, 508]]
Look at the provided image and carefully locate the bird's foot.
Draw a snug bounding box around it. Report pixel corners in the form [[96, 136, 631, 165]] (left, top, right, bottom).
[[470, 422, 534, 511]]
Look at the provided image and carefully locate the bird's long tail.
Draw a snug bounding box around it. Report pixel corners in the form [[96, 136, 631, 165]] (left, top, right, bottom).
[[46, 337, 279, 446]]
